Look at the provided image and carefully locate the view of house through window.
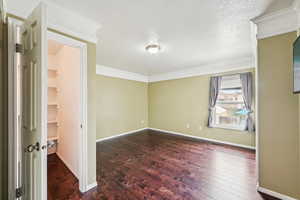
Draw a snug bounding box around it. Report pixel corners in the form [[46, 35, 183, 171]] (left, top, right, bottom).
[[212, 75, 248, 130]]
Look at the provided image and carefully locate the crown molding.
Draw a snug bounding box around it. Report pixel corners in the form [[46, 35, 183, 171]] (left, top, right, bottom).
[[252, 1, 300, 39], [96, 65, 149, 83], [148, 56, 253, 82], [7, 1, 100, 43], [96, 56, 253, 83]]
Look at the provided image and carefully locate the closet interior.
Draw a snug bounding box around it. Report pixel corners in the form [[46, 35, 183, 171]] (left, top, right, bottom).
[[47, 39, 81, 178]]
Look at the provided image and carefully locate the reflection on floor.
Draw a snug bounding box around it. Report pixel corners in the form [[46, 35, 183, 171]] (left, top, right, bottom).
[[48, 129, 279, 200]]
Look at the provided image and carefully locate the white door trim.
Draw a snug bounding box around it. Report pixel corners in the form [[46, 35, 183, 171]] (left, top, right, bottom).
[[7, 18, 20, 200], [250, 21, 261, 192], [47, 31, 89, 193]]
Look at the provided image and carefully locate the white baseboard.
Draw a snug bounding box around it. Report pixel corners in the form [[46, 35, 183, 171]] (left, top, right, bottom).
[[96, 127, 255, 150], [96, 128, 148, 142], [149, 127, 256, 150], [56, 152, 79, 179], [86, 181, 98, 191], [257, 185, 298, 200]]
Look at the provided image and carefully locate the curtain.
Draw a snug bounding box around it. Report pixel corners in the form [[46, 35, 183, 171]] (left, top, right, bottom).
[[207, 76, 222, 127], [240, 72, 255, 132]]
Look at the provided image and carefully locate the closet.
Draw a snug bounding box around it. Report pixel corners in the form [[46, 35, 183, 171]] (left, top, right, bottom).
[[47, 39, 81, 178], [47, 51, 59, 154]]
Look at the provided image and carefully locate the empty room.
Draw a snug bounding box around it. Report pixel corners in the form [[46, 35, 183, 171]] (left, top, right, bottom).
[[1, 0, 300, 200]]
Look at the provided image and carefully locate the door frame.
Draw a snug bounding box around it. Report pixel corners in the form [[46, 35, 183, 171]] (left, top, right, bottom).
[[46, 30, 88, 193], [7, 18, 22, 200], [8, 21, 89, 199]]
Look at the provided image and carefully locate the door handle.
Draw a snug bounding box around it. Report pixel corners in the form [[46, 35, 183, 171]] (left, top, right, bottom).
[[25, 142, 40, 153]]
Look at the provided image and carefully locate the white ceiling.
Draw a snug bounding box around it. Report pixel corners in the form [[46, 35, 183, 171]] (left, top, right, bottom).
[[49, 0, 293, 75], [7, 0, 294, 75]]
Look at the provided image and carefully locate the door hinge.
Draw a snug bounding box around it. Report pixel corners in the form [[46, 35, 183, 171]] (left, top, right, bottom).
[[15, 43, 24, 54], [16, 187, 23, 198]]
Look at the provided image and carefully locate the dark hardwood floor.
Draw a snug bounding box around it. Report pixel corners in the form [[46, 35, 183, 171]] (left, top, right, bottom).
[[48, 129, 279, 200]]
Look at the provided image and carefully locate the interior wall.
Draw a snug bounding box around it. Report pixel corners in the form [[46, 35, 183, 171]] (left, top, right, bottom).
[[55, 45, 81, 178], [257, 31, 300, 199], [95, 75, 148, 140], [0, 21, 8, 200], [48, 54, 59, 66], [148, 68, 256, 148]]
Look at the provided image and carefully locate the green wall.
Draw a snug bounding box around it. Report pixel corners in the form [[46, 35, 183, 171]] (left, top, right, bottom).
[[148, 69, 256, 148], [258, 31, 300, 199], [85, 41, 97, 186], [95, 75, 148, 139]]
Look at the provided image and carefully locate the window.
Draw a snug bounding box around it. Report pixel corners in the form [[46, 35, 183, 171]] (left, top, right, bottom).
[[211, 75, 248, 130]]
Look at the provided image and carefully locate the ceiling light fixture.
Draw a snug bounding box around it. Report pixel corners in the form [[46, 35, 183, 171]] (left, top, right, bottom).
[[145, 43, 161, 54]]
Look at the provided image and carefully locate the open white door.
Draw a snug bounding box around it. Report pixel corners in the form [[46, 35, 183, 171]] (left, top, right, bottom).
[[8, 19, 22, 200], [20, 3, 48, 200]]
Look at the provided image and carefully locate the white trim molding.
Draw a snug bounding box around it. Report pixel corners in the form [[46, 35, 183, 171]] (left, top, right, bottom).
[[148, 56, 253, 82], [86, 182, 98, 191], [6, 0, 100, 43], [252, 1, 300, 39], [257, 185, 298, 200], [96, 65, 149, 82], [96, 56, 253, 83], [96, 127, 255, 150], [96, 128, 148, 143], [149, 128, 256, 150]]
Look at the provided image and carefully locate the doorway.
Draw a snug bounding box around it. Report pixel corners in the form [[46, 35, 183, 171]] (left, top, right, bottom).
[[8, 13, 89, 198], [47, 36, 81, 198], [46, 31, 88, 195]]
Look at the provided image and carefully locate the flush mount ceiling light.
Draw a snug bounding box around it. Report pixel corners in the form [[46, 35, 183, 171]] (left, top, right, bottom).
[[145, 43, 161, 54]]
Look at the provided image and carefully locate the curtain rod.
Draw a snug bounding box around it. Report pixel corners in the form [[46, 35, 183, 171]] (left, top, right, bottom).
[[211, 71, 251, 78]]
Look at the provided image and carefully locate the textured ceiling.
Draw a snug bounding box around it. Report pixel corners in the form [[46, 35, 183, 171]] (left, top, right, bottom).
[[8, 0, 294, 75]]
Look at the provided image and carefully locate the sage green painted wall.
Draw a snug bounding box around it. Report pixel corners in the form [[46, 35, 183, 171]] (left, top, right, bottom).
[[258, 31, 300, 199], [148, 69, 256, 147], [95, 75, 148, 139], [86, 41, 97, 186]]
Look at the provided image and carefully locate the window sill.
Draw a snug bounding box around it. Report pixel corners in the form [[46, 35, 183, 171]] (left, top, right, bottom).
[[210, 125, 246, 132]]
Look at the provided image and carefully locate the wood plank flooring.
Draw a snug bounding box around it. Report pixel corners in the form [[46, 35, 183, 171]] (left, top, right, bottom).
[[48, 129, 279, 200]]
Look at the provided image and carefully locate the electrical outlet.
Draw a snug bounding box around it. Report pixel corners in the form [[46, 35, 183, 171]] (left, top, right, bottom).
[[199, 126, 203, 131], [141, 120, 145, 124], [186, 123, 190, 129]]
